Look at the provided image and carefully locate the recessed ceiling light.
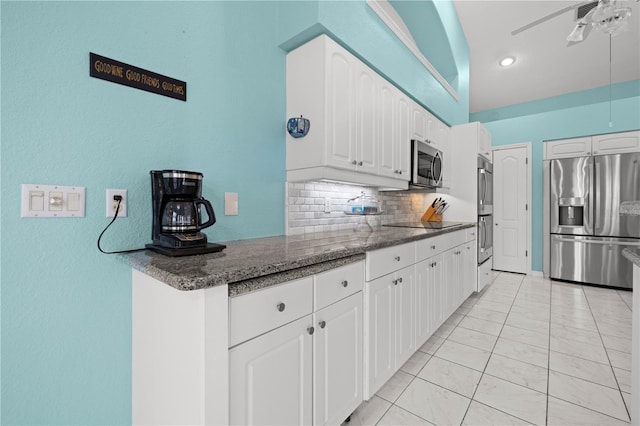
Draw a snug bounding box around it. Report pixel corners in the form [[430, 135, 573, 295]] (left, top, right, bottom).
[[499, 56, 516, 67]]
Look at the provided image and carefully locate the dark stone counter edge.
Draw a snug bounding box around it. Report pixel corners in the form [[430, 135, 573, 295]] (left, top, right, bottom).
[[623, 248, 640, 268], [129, 223, 475, 294]]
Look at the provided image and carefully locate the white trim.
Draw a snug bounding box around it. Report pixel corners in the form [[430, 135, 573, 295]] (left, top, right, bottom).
[[530, 270, 544, 277], [493, 142, 533, 276], [366, 0, 461, 102]]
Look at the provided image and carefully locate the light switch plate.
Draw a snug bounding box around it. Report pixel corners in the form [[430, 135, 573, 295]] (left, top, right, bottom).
[[21, 184, 86, 218], [224, 192, 238, 216]]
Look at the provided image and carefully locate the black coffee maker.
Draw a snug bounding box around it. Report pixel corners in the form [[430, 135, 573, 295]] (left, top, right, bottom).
[[146, 170, 226, 256]]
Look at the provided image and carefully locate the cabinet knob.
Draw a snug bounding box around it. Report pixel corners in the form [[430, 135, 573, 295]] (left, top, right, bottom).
[[394, 256, 401, 261], [398, 277, 403, 283], [431, 262, 437, 267], [398, 171, 402, 175], [352, 160, 357, 165], [307, 326, 315, 335], [276, 302, 286, 312], [319, 321, 326, 329], [393, 279, 398, 285], [357, 161, 363, 166], [341, 280, 348, 288], [495, 223, 498, 226], [431, 245, 436, 250]]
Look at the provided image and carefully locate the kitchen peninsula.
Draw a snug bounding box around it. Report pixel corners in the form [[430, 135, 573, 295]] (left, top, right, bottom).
[[128, 223, 475, 425]]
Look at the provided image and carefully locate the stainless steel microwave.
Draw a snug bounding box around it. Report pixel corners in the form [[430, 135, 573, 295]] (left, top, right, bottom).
[[410, 139, 443, 188]]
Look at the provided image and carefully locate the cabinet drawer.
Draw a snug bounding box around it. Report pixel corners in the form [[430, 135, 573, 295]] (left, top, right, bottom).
[[544, 137, 592, 159], [592, 131, 640, 155], [229, 277, 313, 347], [416, 230, 466, 261], [366, 242, 415, 281], [466, 227, 476, 242], [315, 261, 364, 311]]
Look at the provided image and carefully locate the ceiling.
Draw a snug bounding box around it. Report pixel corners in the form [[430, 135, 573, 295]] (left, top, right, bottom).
[[452, 0, 640, 113]]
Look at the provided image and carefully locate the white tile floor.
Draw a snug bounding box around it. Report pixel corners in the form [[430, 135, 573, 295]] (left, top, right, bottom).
[[349, 271, 633, 425]]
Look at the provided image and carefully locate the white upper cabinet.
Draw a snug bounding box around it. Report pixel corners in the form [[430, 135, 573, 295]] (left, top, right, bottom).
[[592, 130, 640, 155], [478, 123, 492, 160], [287, 34, 447, 189], [544, 137, 592, 159], [545, 131, 640, 160]]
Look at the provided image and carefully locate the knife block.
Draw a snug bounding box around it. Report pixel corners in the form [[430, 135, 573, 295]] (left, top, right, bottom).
[[421, 205, 442, 223]]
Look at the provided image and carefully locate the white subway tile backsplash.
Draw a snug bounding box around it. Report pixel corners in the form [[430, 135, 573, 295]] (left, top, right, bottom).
[[285, 181, 432, 235]]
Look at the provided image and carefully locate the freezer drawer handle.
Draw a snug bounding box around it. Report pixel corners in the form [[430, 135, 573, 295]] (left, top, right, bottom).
[[553, 236, 640, 247]]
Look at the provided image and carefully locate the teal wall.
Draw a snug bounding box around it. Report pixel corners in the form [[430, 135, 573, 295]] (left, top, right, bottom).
[[1, 1, 467, 423], [471, 80, 640, 272]]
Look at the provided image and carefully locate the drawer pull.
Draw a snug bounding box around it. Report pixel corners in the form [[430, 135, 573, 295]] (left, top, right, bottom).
[[357, 161, 363, 166], [341, 280, 348, 288], [394, 256, 401, 261], [276, 302, 286, 312], [319, 321, 326, 329], [431, 245, 436, 250], [307, 326, 315, 335]]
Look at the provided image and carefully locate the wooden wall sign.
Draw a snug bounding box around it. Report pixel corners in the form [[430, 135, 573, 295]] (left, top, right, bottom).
[[90, 53, 187, 101]]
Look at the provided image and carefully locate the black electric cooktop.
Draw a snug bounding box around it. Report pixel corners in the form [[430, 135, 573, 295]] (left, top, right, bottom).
[[383, 221, 463, 230]]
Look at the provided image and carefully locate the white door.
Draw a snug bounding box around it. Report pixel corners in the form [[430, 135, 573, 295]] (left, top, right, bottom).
[[394, 265, 415, 368], [429, 254, 444, 330], [494, 146, 528, 274], [365, 273, 395, 398], [229, 315, 313, 425], [314, 293, 362, 426], [441, 248, 457, 319]]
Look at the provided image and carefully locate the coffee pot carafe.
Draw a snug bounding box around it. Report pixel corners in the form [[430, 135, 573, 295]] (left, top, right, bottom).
[[146, 170, 226, 256]]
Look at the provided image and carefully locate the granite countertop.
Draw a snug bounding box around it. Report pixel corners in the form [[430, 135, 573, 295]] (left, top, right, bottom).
[[127, 222, 475, 294], [620, 201, 640, 216]]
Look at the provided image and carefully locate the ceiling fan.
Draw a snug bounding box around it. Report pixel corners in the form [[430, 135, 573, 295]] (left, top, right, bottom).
[[511, 0, 635, 45]]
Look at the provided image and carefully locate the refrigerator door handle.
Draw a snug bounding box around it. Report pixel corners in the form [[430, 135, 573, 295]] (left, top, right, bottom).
[[553, 236, 640, 247], [588, 159, 595, 235]]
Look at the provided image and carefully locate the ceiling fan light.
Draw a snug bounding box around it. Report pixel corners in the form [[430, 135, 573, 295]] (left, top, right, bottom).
[[499, 56, 516, 67]]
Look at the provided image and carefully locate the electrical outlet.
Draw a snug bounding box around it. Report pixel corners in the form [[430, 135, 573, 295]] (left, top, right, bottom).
[[106, 189, 127, 217]]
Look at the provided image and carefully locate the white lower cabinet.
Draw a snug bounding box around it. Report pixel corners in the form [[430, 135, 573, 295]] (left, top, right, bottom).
[[313, 293, 363, 426], [229, 262, 364, 426], [415, 255, 441, 347], [364, 264, 415, 398], [230, 315, 314, 425]]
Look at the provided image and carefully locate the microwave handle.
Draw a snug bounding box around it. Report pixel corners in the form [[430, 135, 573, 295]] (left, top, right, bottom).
[[433, 152, 442, 185]]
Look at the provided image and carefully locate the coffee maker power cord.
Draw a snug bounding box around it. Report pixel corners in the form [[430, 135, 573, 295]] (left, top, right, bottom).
[[97, 197, 146, 254]]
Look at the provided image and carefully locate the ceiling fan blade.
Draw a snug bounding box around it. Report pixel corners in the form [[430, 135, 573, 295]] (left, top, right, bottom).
[[511, 1, 598, 36], [511, 3, 585, 36], [566, 20, 594, 46]]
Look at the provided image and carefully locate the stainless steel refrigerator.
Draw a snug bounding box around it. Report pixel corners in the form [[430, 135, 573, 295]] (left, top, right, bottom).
[[549, 153, 640, 289]]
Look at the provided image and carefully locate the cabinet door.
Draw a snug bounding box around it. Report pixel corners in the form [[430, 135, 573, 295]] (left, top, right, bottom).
[[478, 124, 492, 160], [592, 130, 640, 155], [355, 65, 378, 174], [438, 122, 451, 188], [442, 247, 458, 320], [229, 315, 313, 425], [544, 137, 592, 160], [314, 293, 363, 426], [415, 259, 436, 348], [463, 241, 477, 298], [326, 47, 356, 171], [396, 95, 411, 180], [395, 265, 415, 368], [424, 110, 436, 145], [365, 273, 395, 398], [378, 80, 396, 178], [429, 254, 444, 332], [411, 101, 426, 141]]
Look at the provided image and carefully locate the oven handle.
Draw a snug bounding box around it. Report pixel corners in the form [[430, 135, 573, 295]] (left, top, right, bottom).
[[433, 152, 442, 185], [479, 218, 486, 253], [479, 169, 486, 205]]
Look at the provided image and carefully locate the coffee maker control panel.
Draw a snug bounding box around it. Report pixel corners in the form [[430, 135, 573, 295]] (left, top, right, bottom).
[[174, 233, 205, 241]]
